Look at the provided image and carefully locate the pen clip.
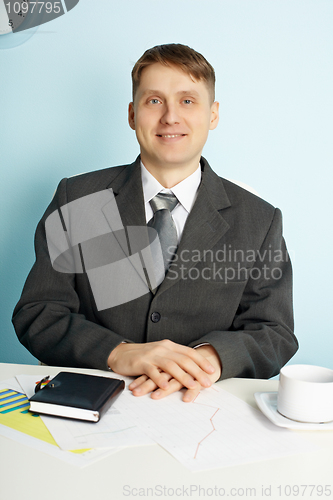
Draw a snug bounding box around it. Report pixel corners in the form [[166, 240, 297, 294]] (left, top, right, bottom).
[[35, 376, 50, 393]]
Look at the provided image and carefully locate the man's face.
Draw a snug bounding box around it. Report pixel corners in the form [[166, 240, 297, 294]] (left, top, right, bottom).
[[128, 63, 219, 177]]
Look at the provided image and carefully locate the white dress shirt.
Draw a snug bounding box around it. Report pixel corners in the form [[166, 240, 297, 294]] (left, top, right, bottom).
[[140, 161, 201, 244]]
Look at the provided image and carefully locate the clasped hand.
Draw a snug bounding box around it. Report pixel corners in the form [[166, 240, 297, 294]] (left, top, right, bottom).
[[108, 340, 222, 402]]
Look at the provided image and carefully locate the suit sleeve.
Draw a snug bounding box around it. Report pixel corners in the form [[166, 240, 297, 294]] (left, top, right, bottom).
[[12, 179, 128, 370], [188, 208, 298, 380]]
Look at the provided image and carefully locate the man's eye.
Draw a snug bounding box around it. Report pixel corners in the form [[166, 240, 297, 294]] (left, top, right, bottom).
[[149, 99, 160, 104], [183, 99, 193, 105]]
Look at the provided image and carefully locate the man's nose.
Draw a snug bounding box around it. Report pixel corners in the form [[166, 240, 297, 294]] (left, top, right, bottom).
[[160, 103, 180, 125]]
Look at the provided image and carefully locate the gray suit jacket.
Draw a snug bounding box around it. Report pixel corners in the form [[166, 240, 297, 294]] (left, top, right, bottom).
[[12, 157, 298, 379]]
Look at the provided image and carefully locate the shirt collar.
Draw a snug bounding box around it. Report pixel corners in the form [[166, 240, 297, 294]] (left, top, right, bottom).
[[140, 161, 201, 213]]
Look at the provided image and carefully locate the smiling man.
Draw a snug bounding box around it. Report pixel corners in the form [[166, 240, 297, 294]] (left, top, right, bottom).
[[13, 44, 298, 402], [128, 61, 219, 187]]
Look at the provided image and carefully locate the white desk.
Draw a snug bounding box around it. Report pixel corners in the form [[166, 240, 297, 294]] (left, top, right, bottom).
[[1, 363, 332, 500]]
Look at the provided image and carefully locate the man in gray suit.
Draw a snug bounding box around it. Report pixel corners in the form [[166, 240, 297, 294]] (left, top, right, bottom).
[[13, 44, 298, 402]]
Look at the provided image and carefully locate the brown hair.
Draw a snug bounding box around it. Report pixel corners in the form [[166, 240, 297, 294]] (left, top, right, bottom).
[[131, 44, 216, 103]]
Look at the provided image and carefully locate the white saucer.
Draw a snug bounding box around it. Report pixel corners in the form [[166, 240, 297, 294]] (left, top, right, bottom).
[[254, 392, 333, 430]]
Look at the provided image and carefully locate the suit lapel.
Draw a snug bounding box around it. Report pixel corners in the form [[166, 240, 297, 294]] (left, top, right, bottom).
[[157, 158, 231, 296], [101, 157, 159, 292], [103, 157, 145, 230]]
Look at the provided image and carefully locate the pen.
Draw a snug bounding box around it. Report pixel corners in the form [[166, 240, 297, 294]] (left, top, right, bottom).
[[34, 376, 50, 393]]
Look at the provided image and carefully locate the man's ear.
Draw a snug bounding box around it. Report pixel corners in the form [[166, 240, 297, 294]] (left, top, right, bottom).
[[128, 102, 136, 130], [209, 101, 219, 130]]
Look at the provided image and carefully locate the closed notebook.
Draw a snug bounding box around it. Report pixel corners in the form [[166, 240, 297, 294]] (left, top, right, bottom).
[[29, 372, 125, 422]]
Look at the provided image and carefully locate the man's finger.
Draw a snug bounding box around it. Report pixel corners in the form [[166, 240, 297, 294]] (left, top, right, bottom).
[[157, 355, 212, 390], [150, 378, 184, 399], [130, 372, 172, 396], [143, 365, 174, 390], [128, 374, 149, 390], [182, 386, 201, 403]]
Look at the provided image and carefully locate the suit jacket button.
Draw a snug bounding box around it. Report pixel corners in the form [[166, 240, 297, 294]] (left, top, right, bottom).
[[151, 312, 161, 323]]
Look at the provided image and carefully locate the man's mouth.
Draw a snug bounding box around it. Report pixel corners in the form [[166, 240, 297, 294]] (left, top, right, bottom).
[[156, 134, 186, 138]]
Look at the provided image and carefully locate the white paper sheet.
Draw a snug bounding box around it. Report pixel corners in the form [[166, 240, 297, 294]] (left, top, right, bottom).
[[16, 374, 154, 451], [5, 374, 318, 472], [115, 385, 318, 471], [0, 378, 120, 467], [40, 409, 154, 450]]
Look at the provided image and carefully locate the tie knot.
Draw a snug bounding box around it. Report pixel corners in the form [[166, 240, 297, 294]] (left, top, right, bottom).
[[149, 193, 179, 214]]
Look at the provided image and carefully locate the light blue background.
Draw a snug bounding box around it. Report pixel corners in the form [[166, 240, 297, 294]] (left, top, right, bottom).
[[1, 0, 332, 370]]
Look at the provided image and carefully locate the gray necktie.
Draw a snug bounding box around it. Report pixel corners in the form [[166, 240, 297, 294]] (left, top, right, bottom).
[[148, 193, 179, 273]]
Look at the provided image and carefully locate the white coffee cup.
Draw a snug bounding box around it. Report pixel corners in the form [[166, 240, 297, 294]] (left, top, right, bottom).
[[277, 364, 333, 423]]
